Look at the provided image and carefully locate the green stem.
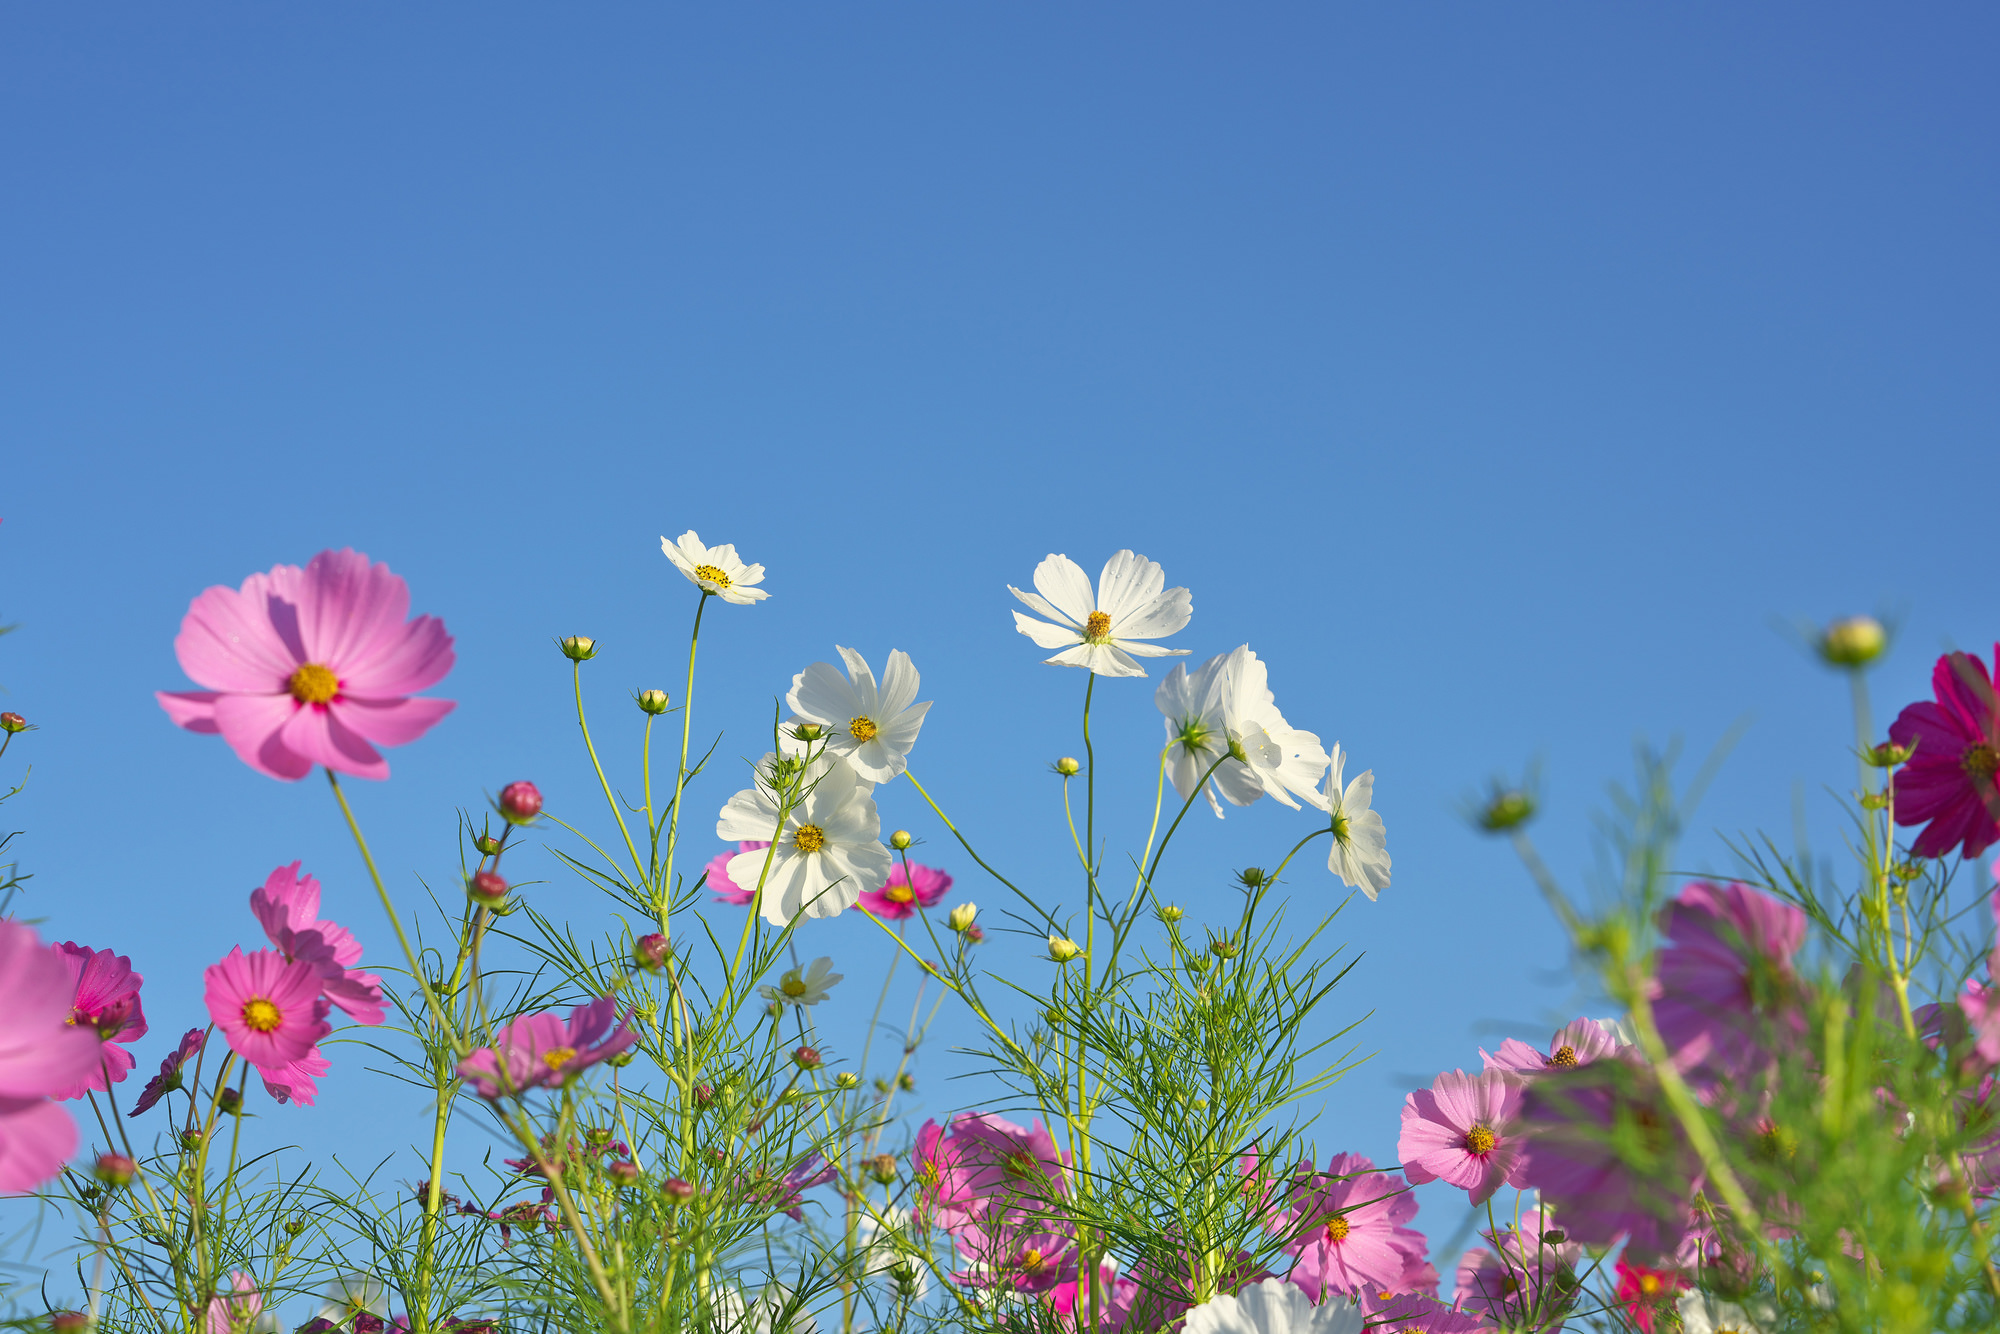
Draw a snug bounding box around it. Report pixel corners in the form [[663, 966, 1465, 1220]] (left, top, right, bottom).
[[661, 593, 711, 937], [574, 661, 646, 884], [324, 770, 454, 1039]]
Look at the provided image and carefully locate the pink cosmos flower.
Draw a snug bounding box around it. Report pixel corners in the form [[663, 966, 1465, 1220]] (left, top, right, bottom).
[[706, 841, 769, 905], [130, 1029, 208, 1118], [1357, 1290, 1490, 1333], [1516, 1059, 1697, 1253], [1959, 891, 2000, 1065], [157, 548, 455, 781], [1889, 646, 2000, 860], [1454, 1202, 1581, 1331], [51, 942, 149, 1100], [250, 862, 385, 1025], [457, 996, 636, 1099], [204, 947, 334, 1078], [0, 923, 106, 1191], [1048, 1262, 1141, 1334], [1398, 1069, 1530, 1205], [910, 1113, 1068, 1234], [1115, 1250, 1266, 1332], [1273, 1152, 1430, 1301], [1483, 1017, 1625, 1076], [203, 1271, 264, 1334], [858, 860, 953, 920], [1650, 880, 1809, 1086], [259, 1005, 334, 1106], [751, 1154, 838, 1222], [952, 1221, 1079, 1295], [1612, 1256, 1684, 1334]]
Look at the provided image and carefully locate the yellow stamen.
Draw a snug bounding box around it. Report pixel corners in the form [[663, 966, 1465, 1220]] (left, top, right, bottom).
[[287, 663, 340, 704], [1550, 1045, 1579, 1067], [849, 716, 879, 742], [1966, 744, 1999, 778], [242, 998, 283, 1033], [781, 974, 808, 997], [794, 824, 827, 853], [1324, 1214, 1350, 1242], [1019, 1248, 1047, 1275], [1464, 1125, 1497, 1155], [1083, 610, 1112, 641], [542, 1046, 578, 1070], [886, 883, 914, 903], [693, 563, 732, 588]]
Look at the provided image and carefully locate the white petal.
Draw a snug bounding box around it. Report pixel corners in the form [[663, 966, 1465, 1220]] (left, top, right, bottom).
[[790, 659, 864, 726], [834, 646, 881, 715], [1114, 639, 1192, 658], [1031, 553, 1098, 624], [876, 649, 921, 717], [1007, 584, 1081, 631], [1013, 610, 1082, 650], [1093, 549, 1165, 620]]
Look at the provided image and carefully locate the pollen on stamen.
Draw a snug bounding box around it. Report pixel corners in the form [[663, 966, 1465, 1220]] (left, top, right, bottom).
[[692, 563, 733, 589], [794, 824, 827, 853], [542, 1046, 579, 1071], [849, 716, 879, 743], [1549, 1045, 1579, 1067], [885, 883, 914, 904], [1966, 744, 2000, 778], [1084, 610, 1112, 641], [781, 975, 808, 997], [287, 662, 340, 705], [242, 998, 283, 1033], [1464, 1125, 1497, 1155], [1324, 1214, 1350, 1242]]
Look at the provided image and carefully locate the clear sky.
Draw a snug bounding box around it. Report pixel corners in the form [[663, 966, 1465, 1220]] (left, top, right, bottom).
[[3, 1, 1997, 1304]]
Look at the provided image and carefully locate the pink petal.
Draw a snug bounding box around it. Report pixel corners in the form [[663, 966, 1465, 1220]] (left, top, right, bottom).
[[173, 579, 303, 692], [211, 693, 315, 781], [331, 695, 455, 748], [276, 704, 388, 781], [157, 691, 223, 735], [336, 614, 454, 698], [0, 924, 107, 1099], [0, 1095, 78, 1192], [294, 550, 410, 670]]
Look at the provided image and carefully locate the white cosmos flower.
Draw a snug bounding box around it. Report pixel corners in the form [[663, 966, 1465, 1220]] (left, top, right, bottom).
[[661, 530, 769, 604], [1676, 1291, 1776, 1334], [1321, 743, 1390, 899], [1180, 1278, 1361, 1334], [316, 1273, 386, 1326], [758, 956, 843, 1006], [1007, 550, 1191, 678], [714, 1285, 821, 1334], [786, 647, 931, 782], [1157, 646, 1331, 818], [717, 754, 890, 926], [855, 1207, 930, 1300]]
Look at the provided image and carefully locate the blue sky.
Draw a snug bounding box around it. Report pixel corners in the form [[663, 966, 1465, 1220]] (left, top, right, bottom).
[[3, 1, 1997, 1305]]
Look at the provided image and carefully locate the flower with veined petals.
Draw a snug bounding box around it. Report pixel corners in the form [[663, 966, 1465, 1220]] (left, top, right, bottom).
[[1398, 1069, 1529, 1205], [204, 948, 333, 1079], [1356, 1290, 1488, 1333], [204, 1271, 277, 1334], [859, 861, 952, 920], [951, 1221, 1080, 1295], [1962, 890, 2000, 1064], [1454, 1200, 1582, 1331], [1889, 646, 2000, 860], [259, 1017, 334, 1106], [758, 957, 843, 1007], [1007, 550, 1191, 678], [457, 996, 636, 1099], [130, 1029, 208, 1118], [707, 841, 770, 905], [1046, 1259, 1138, 1332], [317, 1273, 388, 1327], [157, 549, 455, 781], [0, 922, 106, 1191], [50, 942, 148, 1100], [1650, 880, 1808, 1087], [1157, 646, 1331, 818], [911, 1112, 1068, 1234], [1484, 1017, 1628, 1075], [1273, 1152, 1430, 1301], [715, 753, 890, 927], [787, 647, 931, 782], [250, 862, 385, 1025], [661, 530, 769, 604], [1320, 745, 1389, 899], [1515, 1058, 1699, 1253], [1181, 1278, 1362, 1334]]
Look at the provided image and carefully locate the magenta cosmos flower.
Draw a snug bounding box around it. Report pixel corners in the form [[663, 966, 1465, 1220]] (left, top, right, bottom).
[[1483, 1017, 1626, 1076], [705, 841, 769, 905], [1650, 880, 1808, 1086], [50, 942, 149, 1100], [1049, 1262, 1142, 1334], [130, 1029, 208, 1118], [858, 860, 953, 920], [251, 862, 385, 1025], [1454, 1202, 1582, 1332], [911, 1112, 1069, 1234], [0, 923, 106, 1191], [457, 996, 636, 1099], [1516, 1059, 1698, 1253], [1890, 646, 2000, 860], [1398, 1069, 1530, 1205], [1272, 1151, 1430, 1301], [1358, 1291, 1490, 1333], [204, 947, 334, 1083], [157, 548, 454, 781], [951, 1221, 1079, 1295]]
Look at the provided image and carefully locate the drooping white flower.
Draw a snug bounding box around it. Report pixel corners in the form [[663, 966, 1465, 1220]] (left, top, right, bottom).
[[1676, 1290, 1776, 1334], [758, 956, 843, 1007], [315, 1274, 386, 1327], [786, 647, 931, 782], [661, 530, 769, 604], [855, 1207, 930, 1300], [1321, 744, 1390, 899], [1157, 646, 1331, 818], [717, 754, 890, 926], [1180, 1278, 1362, 1334], [1007, 550, 1191, 678]]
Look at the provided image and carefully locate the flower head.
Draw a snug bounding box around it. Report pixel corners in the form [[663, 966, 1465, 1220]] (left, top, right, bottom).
[[129, 1029, 208, 1118], [250, 862, 385, 1025], [1650, 880, 1808, 1086], [786, 647, 931, 782], [157, 549, 455, 781], [758, 957, 843, 1007], [1890, 646, 2000, 859], [661, 531, 768, 604], [1180, 1278, 1362, 1334], [1453, 1200, 1581, 1331], [950, 1221, 1080, 1296], [715, 754, 890, 926], [50, 942, 149, 1099], [204, 1272, 274, 1334], [1273, 1152, 1430, 1301], [1007, 550, 1191, 678], [1515, 1058, 1698, 1253], [204, 947, 334, 1076], [457, 996, 636, 1099], [858, 860, 952, 919], [1397, 1069, 1528, 1205], [1157, 647, 1330, 818], [1355, 1291, 1488, 1333], [0, 924, 109, 1190], [1320, 746, 1389, 899], [705, 841, 770, 905], [1613, 1256, 1685, 1334], [316, 1273, 388, 1327], [911, 1113, 1068, 1234], [1483, 1017, 1628, 1075]]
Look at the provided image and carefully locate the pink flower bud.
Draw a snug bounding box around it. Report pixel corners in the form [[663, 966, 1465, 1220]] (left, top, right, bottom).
[[662, 1177, 697, 1203], [633, 933, 669, 972], [468, 870, 509, 906], [0, 712, 26, 734], [793, 1045, 822, 1069], [474, 833, 504, 856], [50, 1313, 90, 1332], [607, 1160, 641, 1186], [94, 1153, 136, 1187], [499, 781, 543, 823]]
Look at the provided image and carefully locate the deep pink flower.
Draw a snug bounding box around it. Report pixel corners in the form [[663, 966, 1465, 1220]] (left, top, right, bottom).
[[1612, 1256, 1684, 1334], [1398, 1069, 1530, 1205], [250, 862, 385, 1025], [259, 1006, 334, 1106], [1358, 1290, 1490, 1332], [858, 860, 953, 920], [952, 1221, 1079, 1295], [457, 996, 636, 1099], [1516, 1059, 1698, 1253], [157, 548, 455, 781], [203, 1271, 263, 1334], [204, 947, 334, 1077], [1650, 880, 1809, 1085], [1483, 1017, 1625, 1076], [1047, 1261, 1141, 1333], [50, 943, 149, 1100], [706, 841, 770, 905], [751, 1154, 837, 1222], [1454, 1202, 1581, 1331], [1273, 1151, 1430, 1301], [130, 1029, 208, 1118], [910, 1113, 1068, 1234], [0, 922, 107, 1192], [1961, 891, 2000, 1065], [1889, 647, 2000, 860]]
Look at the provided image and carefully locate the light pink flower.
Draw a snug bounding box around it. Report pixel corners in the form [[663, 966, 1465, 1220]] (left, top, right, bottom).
[[203, 1271, 264, 1334], [0, 922, 106, 1191], [204, 948, 333, 1076], [157, 548, 454, 781], [130, 1029, 207, 1118], [51, 942, 149, 1100], [1273, 1151, 1430, 1300], [706, 841, 769, 905], [951, 1221, 1079, 1295], [457, 997, 636, 1099], [1516, 1060, 1697, 1253], [1889, 646, 2000, 860], [1650, 880, 1808, 1085], [910, 1112, 1068, 1234], [1398, 1069, 1530, 1205], [1483, 1018, 1625, 1076], [250, 862, 385, 1025], [1454, 1202, 1581, 1331], [858, 860, 953, 920], [1357, 1290, 1490, 1332], [1048, 1262, 1141, 1333]]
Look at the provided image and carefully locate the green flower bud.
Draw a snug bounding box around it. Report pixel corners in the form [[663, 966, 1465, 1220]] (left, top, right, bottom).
[[1054, 757, 1081, 776], [947, 903, 978, 933], [1157, 903, 1184, 923], [1477, 789, 1537, 833], [1818, 615, 1887, 668], [889, 829, 913, 850], [1047, 935, 1083, 963], [636, 689, 671, 715], [559, 635, 598, 662]]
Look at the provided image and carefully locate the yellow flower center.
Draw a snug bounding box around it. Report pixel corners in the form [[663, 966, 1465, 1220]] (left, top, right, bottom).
[[1084, 610, 1112, 641], [1550, 1045, 1579, 1067], [1464, 1125, 1497, 1155], [1019, 1248, 1047, 1275], [693, 563, 732, 588], [242, 998, 283, 1033], [886, 883, 914, 903], [1639, 1274, 1661, 1295], [1966, 744, 2000, 778], [287, 663, 340, 704], [781, 974, 808, 997], [1324, 1214, 1350, 1242], [794, 824, 827, 853], [849, 716, 879, 742], [542, 1046, 578, 1070]]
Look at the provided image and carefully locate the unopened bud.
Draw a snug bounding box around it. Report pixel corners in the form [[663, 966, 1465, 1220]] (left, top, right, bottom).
[[867, 1153, 898, 1184], [1866, 740, 1916, 768], [49, 1313, 90, 1333], [964, 924, 985, 944], [633, 932, 669, 972], [896, 1072, 914, 1092], [178, 1129, 204, 1152], [558, 635, 598, 662], [607, 1160, 641, 1187], [793, 1045, 822, 1069], [947, 903, 978, 933], [1157, 904, 1184, 923], [889, 829, 913, 850], [1055, 757, 1081, 777], [499, 781, 543, 824], [468, 870, 509, 906], [636, 689, 671, 716], [1208, 937, 1239, 960], [1542, 1230, 1566, 1245], [0, 712, 27, 734], [1237, 867, 1265, 888], [605, 1049, 635, 1067], [791, 722, 824, 741], [1477, 789, 1537, 833], [693, 1083, 714, 1106], [834, 1072, 861, 1089], [94, 1154, 136, 1187], [1047, 935, 1082, 963], [1818, 616, 1887, 668], [473, 833, 504, 856], [661, 1177, 696, 1204], [217, 1088, 243, 1116]]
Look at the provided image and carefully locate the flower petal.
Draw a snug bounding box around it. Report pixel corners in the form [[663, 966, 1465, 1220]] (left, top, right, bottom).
[[211, 693, 315, 781], [332, 695, 455, 748], [1030, 554, 1097, 625]]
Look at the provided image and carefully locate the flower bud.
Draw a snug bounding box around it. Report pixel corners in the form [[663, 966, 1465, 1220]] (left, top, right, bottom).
[[895, 1072, 915, 1092], [468, 870, 509, 907], [964, 924, 985, 944], [661, 1177, 697, 1204], [0, 712, 27, 734], [1047, 935, 1082, 963], [49, 1313, 90, 1333], [792, 1045, 822, 1070], [94, 1153, 136, 1187], [1157, 904, 1184, 923], [1477, 789, 1537, 833], [607, 1160, 641, 1187], [635, 689, 671, 716], [791, 721, 824, 741], [1866, 740, 1916, 768], [693, 1083, 714, 1106], [217, 1088, 244, 1116], [178, 1129, 205, 1152], [889, 829, 913, 850], [1236, 867, 1266, 888], [1208, 937, 1240, 960], [1055, 756, 1081, 776], [605, 1049, 635, 1067], [499, 781, 543, 824], [1818, 615, 1887, 668], [473, 833, 504, 856], [633, 933, 669, 972], [947, 903, 978, 933], [834, 1072, 861, 1090], [559, 635, 598, 662], [866, 1153, 898, 1184]]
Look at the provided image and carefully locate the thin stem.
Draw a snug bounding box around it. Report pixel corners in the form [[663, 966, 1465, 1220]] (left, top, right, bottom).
[[325, 769, 454, 1039], [575, 661, 646, 884], [661, 593, 711, 937]]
